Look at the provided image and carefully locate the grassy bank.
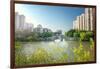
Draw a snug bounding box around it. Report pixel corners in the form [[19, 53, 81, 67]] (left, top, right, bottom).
[[15, 38, 94, 66]]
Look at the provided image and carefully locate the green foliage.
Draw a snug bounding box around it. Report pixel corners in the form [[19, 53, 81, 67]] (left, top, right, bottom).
[[15, 32, 40, 41], [26, 36, 33, 41], [90, 38, 94, 49], [15, 45, 68, 66], [85, 32, 94, 40], [28, 33, 39, 41], [58, 53, 68, 63], [65, 29, 76, 37], [72, 37, 94, 62], [15, 41, 28, 66], [80, 32, 86, 41], [29, 48, 52, 64], [15, 34, 94, 66], [15, 41, 21, 50], [15, 32, 53, 42], [73, 32, 80, 37], [15, 53, 28, 66], [65, 29, 93, 41], [40, 32, 53, 38], [73, 42, 92, 62]]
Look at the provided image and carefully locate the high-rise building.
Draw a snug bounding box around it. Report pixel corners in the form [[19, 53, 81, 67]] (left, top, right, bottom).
[[28, 23, 34, 32], [73, 17, 79, 30], [15, 12, 20, 31], [85, 8, 89, 31], [24, 23, 34, 32], [15, 12, 25, 31], [73, 8, 95, 31], [19, 15, 25, 30], [81, 13, 85, 30], [92, 8, 96, 31], [90, 8, 94, 31], [85, 8, 95, 31], [77, 16, 80, 30], [15, 12, 34, 33], [79, 15, 82, 30], [24, 23, 29, 31], [73, 20, 75, 29]]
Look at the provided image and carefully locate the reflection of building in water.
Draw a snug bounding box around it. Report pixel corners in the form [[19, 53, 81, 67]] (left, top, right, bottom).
[[73, 8, 95, 31]]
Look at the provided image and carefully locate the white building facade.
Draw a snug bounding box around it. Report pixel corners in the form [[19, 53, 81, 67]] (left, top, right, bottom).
[[15, 12, 34, 33], [73, 8, 95, 31]]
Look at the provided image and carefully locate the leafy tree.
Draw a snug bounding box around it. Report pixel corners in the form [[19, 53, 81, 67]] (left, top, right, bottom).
[[41, 32, 53, 38], [80, 32, 86, 41], [65, 29, 76, 37], [65, 29, 94, 41]]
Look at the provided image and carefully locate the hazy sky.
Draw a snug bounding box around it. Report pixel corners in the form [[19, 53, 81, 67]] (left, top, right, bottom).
[[15, 3, 85, 33]]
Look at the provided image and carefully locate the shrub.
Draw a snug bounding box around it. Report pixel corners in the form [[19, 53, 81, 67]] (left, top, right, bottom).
[[72, 40, 93, 62], [65, 29, 94, 41], [29, 48, 53, 64]]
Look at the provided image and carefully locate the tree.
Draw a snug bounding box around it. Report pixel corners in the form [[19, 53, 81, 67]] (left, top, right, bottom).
[[41, 32, 53, 38], [65, 29, 76, 37]]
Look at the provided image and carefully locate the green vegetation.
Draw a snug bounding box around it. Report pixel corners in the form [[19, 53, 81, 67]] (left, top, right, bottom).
[[90, 38, 94, 49], [15, 32, 53, 42], [15, 32, 39, 41], [15, 29, 95, 66], [72, 33, 94, 62], [15, 39, 94, 66], [65, 29, 78, 37], [15, 52, 28, 66], [72, 42, 92, 62], [65, 29, 94, 41], [38, 32, 53, 38], [29, 48, 52, 64], [15, 41, 28, 66], [15, 41, 21, 50], [15, 46, 68, 66]]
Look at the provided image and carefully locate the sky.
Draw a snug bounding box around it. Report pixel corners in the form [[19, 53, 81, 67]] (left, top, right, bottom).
[[15, 3, 85, 34]]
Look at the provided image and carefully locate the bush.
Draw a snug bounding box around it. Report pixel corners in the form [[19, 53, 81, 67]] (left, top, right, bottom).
[[40, 32, 53, 38], [29, 48, 53, 64], [65, 30, 93, 41], [72, 41, 93, 62], [65, 29, 76, 37], [15, 53, 28, 66]]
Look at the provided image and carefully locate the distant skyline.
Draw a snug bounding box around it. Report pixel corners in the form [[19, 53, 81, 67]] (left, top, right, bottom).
[[15, 4, 85, 33]]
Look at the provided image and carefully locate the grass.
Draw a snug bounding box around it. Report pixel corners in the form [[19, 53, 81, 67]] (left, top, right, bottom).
[[71, 38, 94, 62], [15, 44, 68, 66], [72, 42, 92, 62]]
